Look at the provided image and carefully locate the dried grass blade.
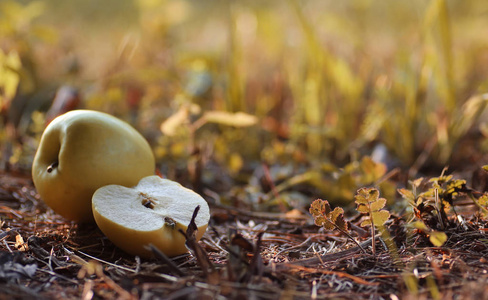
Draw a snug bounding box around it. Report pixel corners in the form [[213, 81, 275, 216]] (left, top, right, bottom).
[[284, 264, 378, 286], [148, 244, 185, 277]]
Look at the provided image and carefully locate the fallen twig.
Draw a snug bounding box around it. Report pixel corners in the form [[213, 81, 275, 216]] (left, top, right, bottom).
[[282, 264, 379, 286]]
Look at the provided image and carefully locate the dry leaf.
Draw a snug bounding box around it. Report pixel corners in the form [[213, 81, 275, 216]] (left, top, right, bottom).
[[160, 106, 190, 136], [203, 111, 258, 127], [15, 234, 28, 251]]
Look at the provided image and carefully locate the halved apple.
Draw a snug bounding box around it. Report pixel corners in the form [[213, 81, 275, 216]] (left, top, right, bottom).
[[92, 175, 210, 258]]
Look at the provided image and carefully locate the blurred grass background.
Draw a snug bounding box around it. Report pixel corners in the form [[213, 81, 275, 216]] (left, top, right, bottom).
[[1, 0, 488, 206]]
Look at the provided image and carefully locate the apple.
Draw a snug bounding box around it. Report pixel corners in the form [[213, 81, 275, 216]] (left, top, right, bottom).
[[32, 110, 155, 222], [92, 175, 210, 258]]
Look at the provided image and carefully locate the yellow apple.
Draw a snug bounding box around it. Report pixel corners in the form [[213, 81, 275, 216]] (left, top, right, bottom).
[[32, 110, 155, 222], [92, 175, 210, 258]]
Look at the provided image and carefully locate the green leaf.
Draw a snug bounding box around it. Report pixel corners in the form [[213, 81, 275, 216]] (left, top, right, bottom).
[[445, 179, 466, 195], [371, 210, 390, 226], [367, 188, 380, 201], [313, 215, 326, 227], [322, 219, 335, 230], [413, 221, 429, 231], [309, 199, 320, 216], [309, 199, 331, 217], [411, 178, 424, 188], [310, 200, 349, 233], [478, 194, 488, 206], [354, 188, 369, 204], [441, 199, 451, 211], [356, 204, 369, 213], [360, 219, 372, 227], [370, 197, 387, 212], [360, 156, 387, 181], [429, 174, 453, 184], [429, 231, 447, 247], [398, 188, 415, 202], [310, 199, 336, 230], [330, 207, 344, 222], [355, 187, 378, 204]]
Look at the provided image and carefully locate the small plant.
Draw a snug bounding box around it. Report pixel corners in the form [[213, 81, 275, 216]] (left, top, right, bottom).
[[412, 220, 447, 247], [406, 168, 467, 230], [265, 155, 395, 208], [354, 187, 391, 256], [309, 199, 365, 253], [473, 193, 488, 216], [398, 176, 448, 247]]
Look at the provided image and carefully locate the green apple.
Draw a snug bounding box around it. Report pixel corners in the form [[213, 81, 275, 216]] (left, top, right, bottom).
[[92, 175, 210, 258], [32, 110, 155, 222]]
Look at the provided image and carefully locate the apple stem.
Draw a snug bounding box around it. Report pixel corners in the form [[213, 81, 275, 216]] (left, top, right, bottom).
[[164, 217, 176, 229], [47, 161, 59, 173]]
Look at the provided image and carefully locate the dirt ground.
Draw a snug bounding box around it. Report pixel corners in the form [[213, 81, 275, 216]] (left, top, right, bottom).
[[2, 167, 488, 300]]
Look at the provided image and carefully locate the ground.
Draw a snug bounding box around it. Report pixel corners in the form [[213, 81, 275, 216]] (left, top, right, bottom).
[[2, 165, 488, 300]]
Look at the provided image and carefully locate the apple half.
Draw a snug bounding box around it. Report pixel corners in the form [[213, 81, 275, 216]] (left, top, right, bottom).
[[92, 175, 210, 258]]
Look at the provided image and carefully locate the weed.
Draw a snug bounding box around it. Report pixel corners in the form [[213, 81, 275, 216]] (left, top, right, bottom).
[[309, 199, 365, 253], [354, 187, 390, 256]]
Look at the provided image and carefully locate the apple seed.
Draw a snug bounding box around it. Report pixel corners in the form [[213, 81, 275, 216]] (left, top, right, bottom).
[[47, 161, 59, 173], [140, 193, 156, 209]]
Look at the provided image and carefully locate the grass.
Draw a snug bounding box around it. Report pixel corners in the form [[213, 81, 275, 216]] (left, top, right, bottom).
[[1, 0, 488, 168]]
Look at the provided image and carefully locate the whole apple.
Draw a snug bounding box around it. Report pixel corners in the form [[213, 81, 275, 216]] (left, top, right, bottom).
[[32, 110, 155, 222]]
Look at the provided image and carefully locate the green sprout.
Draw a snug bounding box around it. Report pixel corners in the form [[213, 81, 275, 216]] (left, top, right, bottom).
[[354, 187, 390, 256], [309, 199, 365, 253], [470, 192, 488, 217], [397, 177, 448, 247]]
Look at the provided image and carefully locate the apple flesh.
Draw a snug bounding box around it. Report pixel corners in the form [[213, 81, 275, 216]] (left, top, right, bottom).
[[32, 110, 155, 222], [92, 175, 210, 258]]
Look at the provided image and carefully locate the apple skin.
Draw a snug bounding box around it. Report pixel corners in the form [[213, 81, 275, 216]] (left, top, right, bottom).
[[92, 176, 209, 258], [32, 110, 155, 223]]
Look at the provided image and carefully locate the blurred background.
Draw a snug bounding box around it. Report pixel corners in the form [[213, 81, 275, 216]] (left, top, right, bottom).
[[1, 0, 488, 208]]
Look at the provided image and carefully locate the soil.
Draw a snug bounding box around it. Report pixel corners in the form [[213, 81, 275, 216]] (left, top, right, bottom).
[[1, 169, 488, 300]]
